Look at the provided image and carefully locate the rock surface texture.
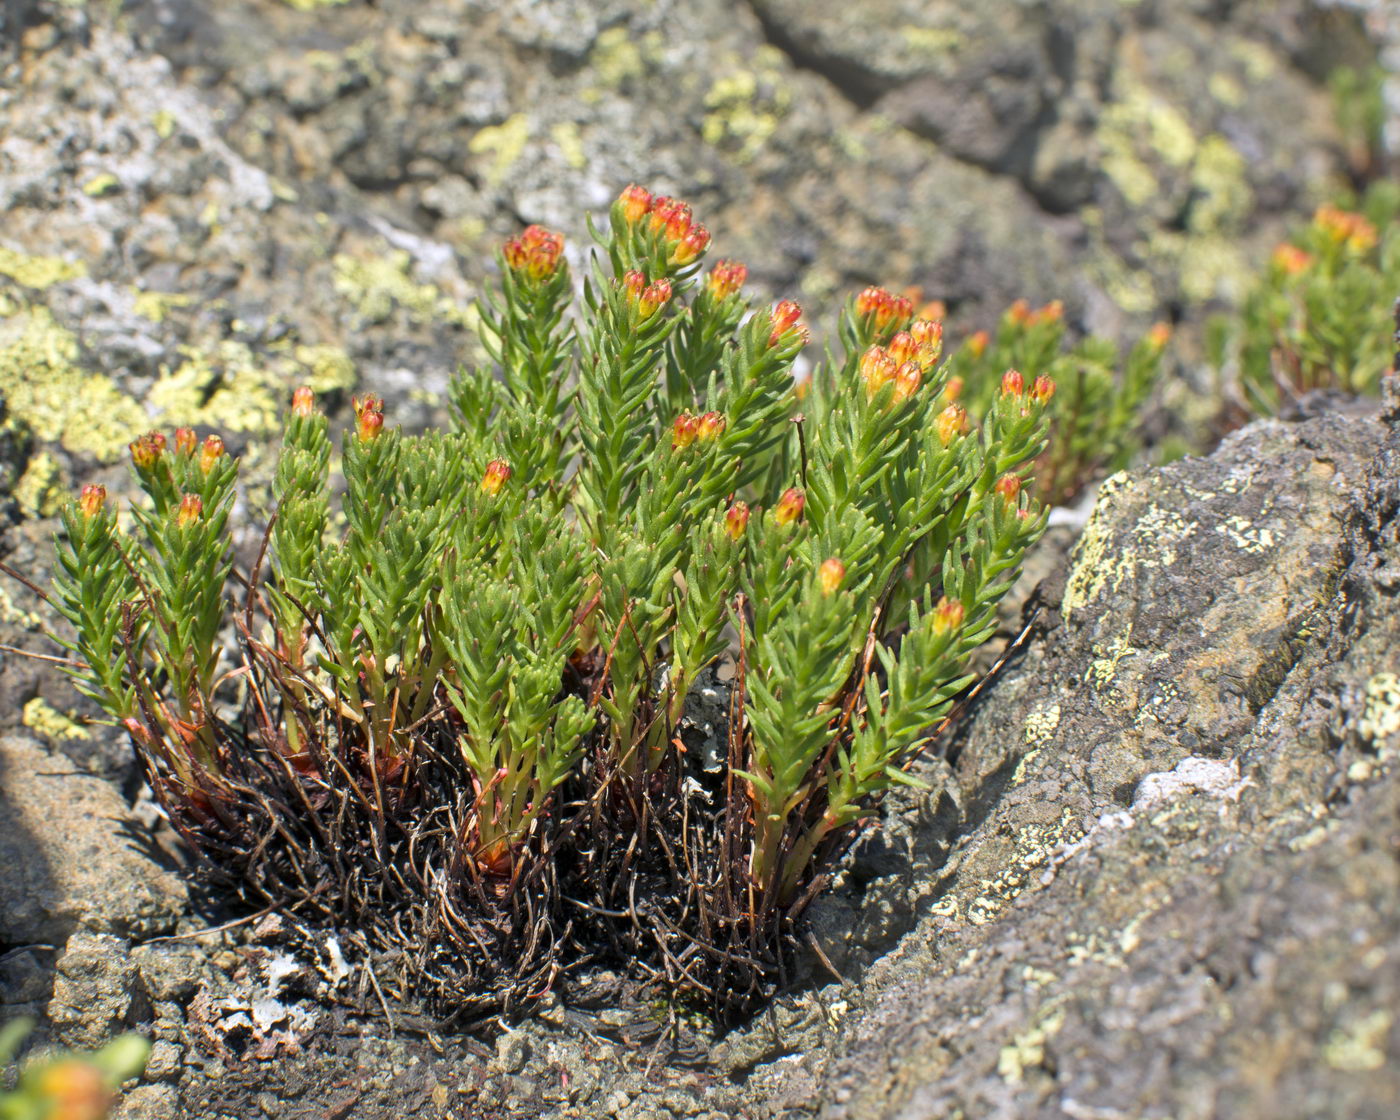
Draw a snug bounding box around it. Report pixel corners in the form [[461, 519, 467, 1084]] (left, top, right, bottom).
[[770, 388, 1400, 1118]]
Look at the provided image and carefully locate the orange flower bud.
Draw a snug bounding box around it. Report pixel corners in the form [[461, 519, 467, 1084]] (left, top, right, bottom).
[[78, 484, 107, 519], [480, 459, 512, 496], [818, 557, 846, 596], [130, 431, 166, 470], [34, 1059, 110, 1120], [935, 403, 969, 446], [648, 196, 683, 235], [859, 345, 897, 398], [353, 394, 385, 443], [707, 259, 747, 300], [664, 204, 694, 244], [932, 596, 965, 634], [623, 269, 647, 301], [774, 487, 805, 526], [1006, 298, 1032, 326], [1029, 299, 1063, 326], [503, 225, 565, 281], [176, 493, 203, 527], [697, 411, 727, 441], [942, 376, 964, 403], [724, 501, 750, 540], [995, 474, 1022, 504], [1030, 374, 1056, 405], [966, 330, 989, 359], [1001, 369, 1025, 398], [174, 427, 197, 456], [1271, 243, 1313, 276], [639, 278, 673, 318], [618, 184, 652, 225], [910, 318, 943, 367], [887, 331, 915, 366], [671, 412, 699, 450], [1146, 322, 1172, 350], [854, 286, 912, 332], [199, 434, 225, 474], [768, 300, 805, 347], [673, 223, 711, 265], [893, 361, 922, 403], [1314, 204, 1377, 251], [291, 386, 316, 417]]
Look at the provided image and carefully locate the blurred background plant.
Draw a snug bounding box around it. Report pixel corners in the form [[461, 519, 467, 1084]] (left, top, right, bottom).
[[0, 1019, 148, 1120]]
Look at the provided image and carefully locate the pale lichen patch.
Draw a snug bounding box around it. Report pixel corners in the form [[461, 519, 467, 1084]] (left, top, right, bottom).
[[1216, 515, 1274, 554], [22, 696, 91, 742], [1358, 673, 1400, 744], [0, 247, 88, 290], [14, 451, 67, 518], [1323, 1009, 1392, 1072]]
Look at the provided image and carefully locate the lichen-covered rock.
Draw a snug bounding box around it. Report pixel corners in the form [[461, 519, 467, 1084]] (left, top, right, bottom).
[[0, 734, 186, 945], [769, 387, 1400, 1118]]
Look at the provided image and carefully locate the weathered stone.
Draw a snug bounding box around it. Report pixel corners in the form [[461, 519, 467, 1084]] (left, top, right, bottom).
[[0, 735, 186, 944], [45, 931, 140, 1049], [770, 388, 1400, 1117]]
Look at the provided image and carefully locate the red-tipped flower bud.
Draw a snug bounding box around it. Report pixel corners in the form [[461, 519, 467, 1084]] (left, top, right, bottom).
[[617, 184, 652, 225], [1146, 322, 1172, 350], [1001, 369, 1025, 398], [671, 411, 699, 450], [673, 223, 710, 265], [480, 459, 512, 496], [932, 596, 965, 635], [623, 269, 647, 301], [199, 435, 225, 474], [648, 196, 684, 235], [1271, 243, 1312, 276], [1028, 299, 1063, 326], [174, 427, 197, 456], [818, 557, 846, 596], [697, 411, 727, 442], [910, 318, 943, 367], [175, 492, 203, 528], [995, 474, 1022, 504], [639, 277, 673, 318], [935, 403, 969, 446], [966, 330, 989, 359], [942, 376, 964, 403], [893, 361, 922, 403], [768, 300, 806, 347], [78, 484, 107, 520], [707, 259, 747, 300], [725, 501, 750, 540], [291, 386, 316, 417], [1030, 374, 1056, 405], [1006, 298, 1032, 326], [860, 345, 897, 398], [663, 204, 694, 244], [887, 331, 916, 366], [774, 487, 805, 526], [503, 225, 565, 281], [130, 432, 166, 471], [354, 394, 385, 442], [854, 286, 913, 331]]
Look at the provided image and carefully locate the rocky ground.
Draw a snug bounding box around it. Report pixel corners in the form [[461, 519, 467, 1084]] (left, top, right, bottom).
[[2, 0, 1399, 1117]]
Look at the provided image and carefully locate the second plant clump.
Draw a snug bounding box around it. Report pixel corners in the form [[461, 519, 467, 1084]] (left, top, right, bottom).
[[50, 188, 1061, 1020]]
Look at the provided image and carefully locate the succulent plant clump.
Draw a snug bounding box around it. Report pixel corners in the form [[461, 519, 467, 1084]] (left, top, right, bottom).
[[41, 188, 1056, 1023]]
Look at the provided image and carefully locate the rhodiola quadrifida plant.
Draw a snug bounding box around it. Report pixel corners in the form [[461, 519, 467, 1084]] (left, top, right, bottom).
[[1210, 186, 1400, 418], [40, 187, 1056, 1022]]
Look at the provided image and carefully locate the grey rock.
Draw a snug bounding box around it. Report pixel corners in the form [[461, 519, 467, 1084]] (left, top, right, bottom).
[[770, 386, 1400, 1117], [46, 930, 140, 1049], [0, 735, 186, 944]]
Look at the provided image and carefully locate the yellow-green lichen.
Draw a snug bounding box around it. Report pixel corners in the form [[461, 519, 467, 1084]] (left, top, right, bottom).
[[281, 0, 352, 10], [13, 451, 66, 518], [1358, 673, 1400, 743], [148, 338, 357, 435], [332, 250, 469, 327], [966, 810, 1084, 925], [587, 27, 651, 93], [22, 696, 91, 742], [81, 173, 121, 198], [152, 109, 177, 140], [997, 1003, 1066, 1085], [702, 50, 792, 162], [0, 248, 88, 291], [1215, 515, 1274, 554], [899, 26, 964, 58], [549, 122, 587, 171], [1012, 703, 1062, 784], [1061, 472, 1134, 617], [131, 289, 194, 324], [468, 115, 530, 187], [1323, 1009, 1392, 1072], [0, 307, 148, 460]]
